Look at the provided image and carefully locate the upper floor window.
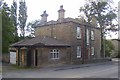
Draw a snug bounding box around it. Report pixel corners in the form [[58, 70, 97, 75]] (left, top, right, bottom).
[[86, 29, 89, 45], [77, 46, 81, 58], [91, 30, 94, 40], [77, 27, 81, 39], [91, 47, 95, 55], [50, 49, 59, 59]]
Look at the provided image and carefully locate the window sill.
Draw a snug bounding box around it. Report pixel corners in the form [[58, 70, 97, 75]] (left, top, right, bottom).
[[51, 58, 59, 60], [77, 38, 81, 39], [77, 56, 81, 58]]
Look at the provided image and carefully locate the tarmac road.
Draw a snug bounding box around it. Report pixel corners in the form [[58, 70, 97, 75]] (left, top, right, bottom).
[[2, 59, 119, 78]]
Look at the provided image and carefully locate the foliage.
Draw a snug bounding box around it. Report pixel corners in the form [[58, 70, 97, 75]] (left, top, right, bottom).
[[105, 40, 114, 57], [0, 0, 3, 11], [11, 0, 19, 42], [116, 50, 120, 58], [26, 20, 40, 37], [80, 1, 117, 30], [79, 1, 117, 57], [11, 0, 18, 42], [18, 0, 27, 37], [2, 3, 15, 53]]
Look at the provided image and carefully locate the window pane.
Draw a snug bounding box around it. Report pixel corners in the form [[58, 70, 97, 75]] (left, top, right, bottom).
[[91, 30, 94, 40], [53, 49, 56, 52], [77, 27, 81, 39], [56, 53, 59, 58], [50, 49, 59, 59], [54, 53, 56, 58], [91, 47, 94, 55], [86, 29, 89, 45], [77, 46, 81, 58]]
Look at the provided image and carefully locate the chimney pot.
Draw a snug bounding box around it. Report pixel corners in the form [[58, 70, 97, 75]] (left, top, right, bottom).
[[58, 5, 65, 22], [41, 10, 48, 24]]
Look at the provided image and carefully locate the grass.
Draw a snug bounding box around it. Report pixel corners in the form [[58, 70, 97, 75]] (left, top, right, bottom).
[[0, 69, 1, 73], [11, 64, 35, 70], [2, 63, 36, 73]]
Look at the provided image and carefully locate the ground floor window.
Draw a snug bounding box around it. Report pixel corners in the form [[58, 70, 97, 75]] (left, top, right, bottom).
[[77, 46, 81, 58], [91, 47, 95, 55], [50, 49, 59, 59]]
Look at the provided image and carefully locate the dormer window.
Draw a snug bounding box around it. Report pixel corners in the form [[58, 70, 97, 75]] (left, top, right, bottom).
[[77, 26, 81, 39]]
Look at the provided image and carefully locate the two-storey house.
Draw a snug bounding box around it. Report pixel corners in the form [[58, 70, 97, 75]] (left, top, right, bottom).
[[10, 5, 101, 67]]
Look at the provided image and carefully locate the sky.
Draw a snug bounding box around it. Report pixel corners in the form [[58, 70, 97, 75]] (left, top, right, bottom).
[[3, 0, 120, 39]]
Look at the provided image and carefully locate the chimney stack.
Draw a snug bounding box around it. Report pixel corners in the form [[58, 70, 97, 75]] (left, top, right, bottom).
[[58, 5, 65, 22], [41, 10, 48, 24], [91, 15, 97, 27]]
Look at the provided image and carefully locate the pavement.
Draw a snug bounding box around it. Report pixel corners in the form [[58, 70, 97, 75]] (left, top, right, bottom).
[[1, 59, 118, 78], [1, 59, 112, 72], [0, 61, 1, 72], [112, 58, 119, 62]]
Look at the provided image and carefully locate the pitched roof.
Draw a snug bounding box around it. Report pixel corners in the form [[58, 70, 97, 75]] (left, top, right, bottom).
[[36, 18, 93, 28], [10, 36, 71, 47], [35, 18, 101, 30]]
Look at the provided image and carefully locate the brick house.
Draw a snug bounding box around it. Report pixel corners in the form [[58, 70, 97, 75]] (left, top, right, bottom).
[[10, 5, 101, 67]]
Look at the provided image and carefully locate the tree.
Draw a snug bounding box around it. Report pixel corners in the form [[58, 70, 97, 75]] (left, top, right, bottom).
[[79, 0, 117, 57], [2, 3, 15, 53], [105, 40, 114, 57], [116, 50, 120, 58], [0, 0, 3, 11], [26, 20, 40, 37], [18, 0, 27, 37], [11, 0, 18, 42]]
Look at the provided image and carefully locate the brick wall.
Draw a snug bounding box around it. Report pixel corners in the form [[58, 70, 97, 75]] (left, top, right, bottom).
[[35, 21, 101, 64], [37, 47, 71, 67], [2, 53, 10, 63]]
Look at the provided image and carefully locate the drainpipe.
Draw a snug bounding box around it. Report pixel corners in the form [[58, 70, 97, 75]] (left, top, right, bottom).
[[103, 25, 106, 58]]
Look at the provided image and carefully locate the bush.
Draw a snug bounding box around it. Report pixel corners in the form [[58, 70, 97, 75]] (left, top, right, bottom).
[[116, 50, 120, 58]]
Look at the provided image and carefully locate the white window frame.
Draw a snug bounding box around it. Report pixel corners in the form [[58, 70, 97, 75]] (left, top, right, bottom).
[[77, 27, 81, 39], [77, 46, 81, 58], [91, 30, 94, 40], [91, 47, 95, 55], [86, 29, 89, 45], [50, 49, 59, 59]]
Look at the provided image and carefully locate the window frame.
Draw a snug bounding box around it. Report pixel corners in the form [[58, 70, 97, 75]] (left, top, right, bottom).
[[91, 30, 94, 40], [91, 47, 95, 56], [50, 49, 59, 59], [86, 29, 89, 45], [76, 26, 81, 39], [77, 46, 81, 58]]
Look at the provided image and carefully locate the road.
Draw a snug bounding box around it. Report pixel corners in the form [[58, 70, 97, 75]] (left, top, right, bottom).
[[2, 60, 119, 78]]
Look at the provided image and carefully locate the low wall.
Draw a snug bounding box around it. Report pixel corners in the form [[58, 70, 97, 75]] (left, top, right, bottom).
[[84, 58, 112, 64], [72, 58, 111, 65], [2, 53, 10, 63]]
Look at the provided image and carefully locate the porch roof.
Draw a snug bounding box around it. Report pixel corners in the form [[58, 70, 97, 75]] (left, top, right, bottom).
[[10, 36, 71, 47]]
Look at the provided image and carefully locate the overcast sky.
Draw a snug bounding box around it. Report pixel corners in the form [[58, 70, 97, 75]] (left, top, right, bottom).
[[4, 0, 120, 39]]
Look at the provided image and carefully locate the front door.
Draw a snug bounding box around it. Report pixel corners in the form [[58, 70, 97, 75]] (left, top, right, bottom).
[[35, 49, 38, 66], [27, 49, 32, 67]]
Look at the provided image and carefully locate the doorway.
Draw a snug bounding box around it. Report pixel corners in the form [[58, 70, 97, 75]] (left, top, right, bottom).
[[27, 49, 32, 67], [34, 49, 38, 66]]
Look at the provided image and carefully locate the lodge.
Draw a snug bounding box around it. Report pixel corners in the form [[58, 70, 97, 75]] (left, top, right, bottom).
[[10, 5, 102, 67]]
